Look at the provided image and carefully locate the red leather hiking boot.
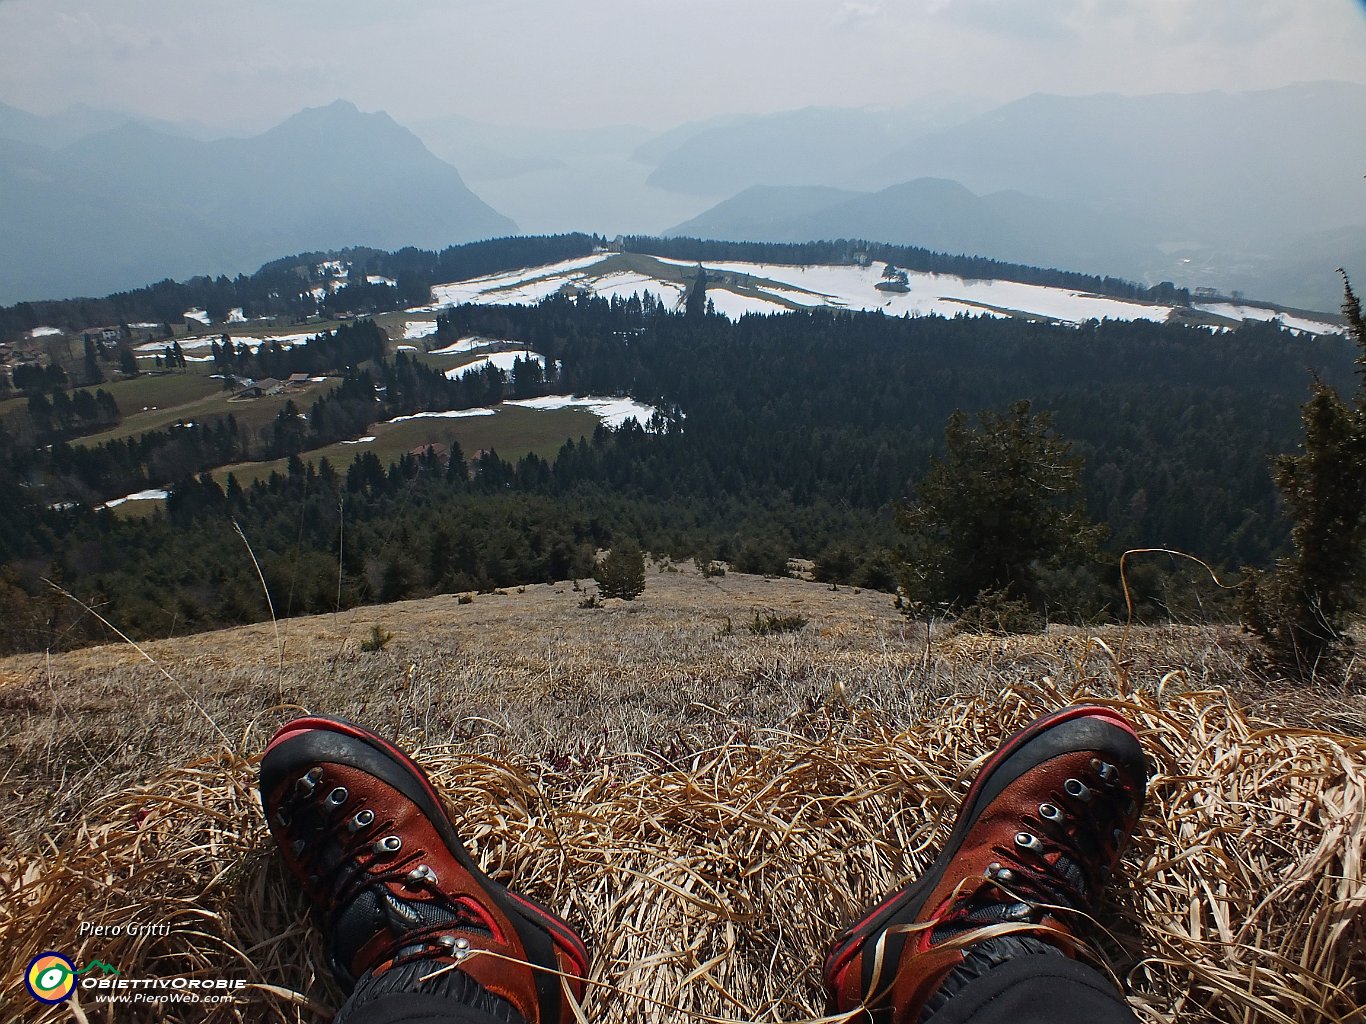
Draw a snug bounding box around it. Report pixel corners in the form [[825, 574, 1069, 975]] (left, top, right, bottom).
[[823, 705, 1147, 1024], [259, 717, 589, 1024]]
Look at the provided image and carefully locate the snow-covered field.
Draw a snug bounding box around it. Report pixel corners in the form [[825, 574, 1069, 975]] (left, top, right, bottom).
[[653, 256, 1178, 325], [504, 395, 662, 428], [1191, 301, 1341, 336], [135, 331, 319, 355], [403, 320, 438, 340], [100, 488, 170, 509], [383, 396, 661, 431], [29, 326, 63, 337], [428, 335, 503, 355], [429, 254, 609, 307], [443, 351, 545, 379], [415, 252, 1343, 335], [385, 409, 497, 425]]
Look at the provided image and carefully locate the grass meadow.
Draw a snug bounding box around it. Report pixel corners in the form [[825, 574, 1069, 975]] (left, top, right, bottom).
[[0, 565, 1361, 1022]]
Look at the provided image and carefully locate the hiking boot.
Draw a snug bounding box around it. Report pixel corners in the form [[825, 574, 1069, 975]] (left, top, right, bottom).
[[260, 716, 589, 1024], [823, 704, 1147, 1024]]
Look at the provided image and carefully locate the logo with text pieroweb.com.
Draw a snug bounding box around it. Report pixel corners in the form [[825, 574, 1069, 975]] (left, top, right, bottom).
[[25, 952, 78, 1003]]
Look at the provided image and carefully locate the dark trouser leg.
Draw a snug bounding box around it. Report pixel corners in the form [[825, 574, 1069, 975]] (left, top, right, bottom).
[[333, 959, 526, 1024], [924, 948, 1139, 1024]]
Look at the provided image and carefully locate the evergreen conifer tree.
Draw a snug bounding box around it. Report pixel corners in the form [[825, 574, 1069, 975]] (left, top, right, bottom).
[[895, 400, 1105, 630], [594, 540, 646, 600], [1240, 274, 1366, 677]]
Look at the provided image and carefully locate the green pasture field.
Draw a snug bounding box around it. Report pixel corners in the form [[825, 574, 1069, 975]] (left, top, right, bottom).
[[207, 404, 600, 490], [74, 376, 339, 447], [0, 369, 224, 424]]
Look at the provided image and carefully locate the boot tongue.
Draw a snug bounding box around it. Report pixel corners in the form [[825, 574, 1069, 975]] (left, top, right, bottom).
[[931, 899, 1035, 942], [931, 853, 1091, 944], [333, 886, 471, 970]]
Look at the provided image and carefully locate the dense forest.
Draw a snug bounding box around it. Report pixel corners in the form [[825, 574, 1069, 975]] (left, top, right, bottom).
[[0, 286, 1353, 653]]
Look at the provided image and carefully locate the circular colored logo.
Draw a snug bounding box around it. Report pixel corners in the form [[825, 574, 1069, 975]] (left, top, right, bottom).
[[26, 953, 76, 1003]]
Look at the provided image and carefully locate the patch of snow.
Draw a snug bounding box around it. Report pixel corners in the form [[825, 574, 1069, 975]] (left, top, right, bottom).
[[396, 345, 419, 352], [367, 275, 397, 287], [227, 307, 247, 323], [101, 488, 169, 509], [580, 271, 685, 305], [505, 394, 664, 428], [428, 335, 503, 355], [317, 260, 348, 277], [341, 436, 377, 444], [443, 351, 545, 380], [136, 331, 318, 354], [403, 321, 438, 340], [385, 409, 498, 424], [129, 322, 160, 329], [29, 326, 63, 337], [309, 376, 329, 382], [183, 309, 211, 324], [1192, 302, 1341, 336], [704, 290, 793, 318], [430, 254, 611, 307]]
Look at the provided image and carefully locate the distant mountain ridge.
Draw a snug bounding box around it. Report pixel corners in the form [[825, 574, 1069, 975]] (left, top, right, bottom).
[[0, 100, 514, 303], [667, 179, 1164, 279], [653, 82, 1366, 309]]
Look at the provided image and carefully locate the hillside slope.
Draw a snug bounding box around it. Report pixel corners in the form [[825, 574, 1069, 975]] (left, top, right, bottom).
[[1, 568, 1363, 1022]]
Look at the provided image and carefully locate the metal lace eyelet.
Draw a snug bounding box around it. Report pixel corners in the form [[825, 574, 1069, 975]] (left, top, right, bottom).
[[295, 767, 323, 796], [274, 808, 291, 828], [291, 839, 306, 857], [1090, 758, 1118, 784], [1112, 827, 1124, 845], [1064, 778, 1092, 803], [373, 835, 402, 856], [1004, 903, 1034, 921], [1014, 831, 1042, 853], [327, 786, 349, 807], [1039, 802, 1063, 822], [987, 862, 1015, 883], [407, 864, 437, 886], [438, 935, 472, 960], [347, 809, 375, 833]]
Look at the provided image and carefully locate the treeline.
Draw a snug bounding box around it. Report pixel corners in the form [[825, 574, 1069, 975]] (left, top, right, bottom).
[[621, 236, 1192, 305], [0, 295, 1355, 652], [207, 319, 387, 381], [0, 234, 603, 342]]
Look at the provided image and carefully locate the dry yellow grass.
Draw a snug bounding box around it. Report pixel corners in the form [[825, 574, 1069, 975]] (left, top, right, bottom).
[[1, 567, 1363, 1022]]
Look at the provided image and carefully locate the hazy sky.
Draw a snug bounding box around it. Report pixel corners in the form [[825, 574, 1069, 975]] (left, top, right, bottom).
[[1, 0, 1364, 131]]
